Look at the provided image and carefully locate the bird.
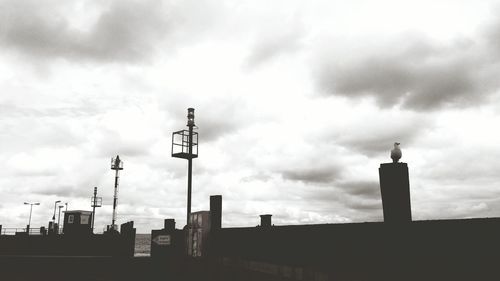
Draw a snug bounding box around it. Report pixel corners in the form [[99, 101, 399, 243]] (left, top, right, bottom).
[[391, 142, 402, 163]]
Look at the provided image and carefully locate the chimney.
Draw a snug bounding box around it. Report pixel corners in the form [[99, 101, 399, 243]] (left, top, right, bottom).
[[210, 195, 222, 230], [164, 219, 176, 231], [379, 162, 412, 223], [260, 214, 272, 227]]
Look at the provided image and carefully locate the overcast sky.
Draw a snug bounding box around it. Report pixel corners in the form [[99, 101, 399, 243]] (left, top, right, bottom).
[[2, 0, 500, 233]]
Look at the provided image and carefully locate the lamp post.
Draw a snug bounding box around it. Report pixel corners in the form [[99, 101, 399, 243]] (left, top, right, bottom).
[[52, 200, 61, 223], [57, 205, 64, 234], [24, 202, 40, 233], [172, 108, 199, 226]]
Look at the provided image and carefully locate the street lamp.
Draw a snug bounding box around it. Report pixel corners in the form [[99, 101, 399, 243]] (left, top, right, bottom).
[[24, 202, 40, 233], [52, 200, 61, 222], [58, 205, 64, 233]]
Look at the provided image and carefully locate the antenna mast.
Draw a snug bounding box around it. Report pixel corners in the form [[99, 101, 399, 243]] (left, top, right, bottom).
[[110, 155, 123, 231]]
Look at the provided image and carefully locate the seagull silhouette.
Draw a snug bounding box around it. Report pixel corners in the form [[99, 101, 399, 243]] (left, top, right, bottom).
[[391, 142, 402, 163]]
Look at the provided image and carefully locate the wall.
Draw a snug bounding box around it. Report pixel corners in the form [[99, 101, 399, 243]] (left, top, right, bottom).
[[209, 218, 500, 281]]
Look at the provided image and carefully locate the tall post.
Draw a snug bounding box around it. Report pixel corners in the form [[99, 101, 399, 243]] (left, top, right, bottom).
[[172, 108, 198, 228], [90, 187, 102, 234], [28, 204, 33, 232], [111, 156, 123, 231], [25, 202, 40, 233], [187, 122, 194, 225], [113, 169, 119, 228], [57, 205, 63, 231], [52, 200, 60, 225], [92, 187, 97, 232]]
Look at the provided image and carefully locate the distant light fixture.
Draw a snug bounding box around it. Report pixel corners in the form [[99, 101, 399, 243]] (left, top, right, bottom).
[[24, 201, 40, 234], [187, 108, 195, 126], [52, 200, 61, 221]]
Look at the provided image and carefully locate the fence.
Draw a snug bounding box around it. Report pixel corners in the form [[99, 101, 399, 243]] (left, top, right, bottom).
[[0, 227, 61, 235]]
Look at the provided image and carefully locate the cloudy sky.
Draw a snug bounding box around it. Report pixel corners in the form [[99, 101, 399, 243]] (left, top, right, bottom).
[[2, 0, 500, 233]]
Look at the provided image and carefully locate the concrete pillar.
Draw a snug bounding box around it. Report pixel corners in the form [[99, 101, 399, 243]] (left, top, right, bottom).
[[379, 162, 412, 223], [210, 195, 222, 230], [260, 214, 272, 227]]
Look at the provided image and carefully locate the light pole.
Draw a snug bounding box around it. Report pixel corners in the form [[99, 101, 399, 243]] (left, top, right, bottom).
[[24, 202, 40, 233], [172, 108, 199, 226], [52, 200, 61, 224], [186, 108, 194, 226], [57, 205, 64, 233]]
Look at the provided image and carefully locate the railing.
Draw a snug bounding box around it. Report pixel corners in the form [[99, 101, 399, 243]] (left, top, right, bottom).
[[0, 227, 62, 235], [0, 227, 108, 236], [1, 226, 110, 236]]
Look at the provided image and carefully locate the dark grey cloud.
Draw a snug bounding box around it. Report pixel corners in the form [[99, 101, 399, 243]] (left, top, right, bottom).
[[295, 180, 382, 222], [165, 97, 254, 143], [280, 165, 341, 184], [337, 181, 380, 198], [344, 200, 382, 212], [199, 115, 241, 143], [0, 0, 217, 63], [302, 181, 380, 203], [337, 181, 383, 219], [316, 32, 500, 111], [333, 117, 428, 156]]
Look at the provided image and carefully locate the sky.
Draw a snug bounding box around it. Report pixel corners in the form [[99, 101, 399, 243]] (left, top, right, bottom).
[[1, 0, 500, 233]]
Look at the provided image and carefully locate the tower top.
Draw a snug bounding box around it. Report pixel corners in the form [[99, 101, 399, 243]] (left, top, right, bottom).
[[111, 155, 124, 170], [187, 108, 195, 126]]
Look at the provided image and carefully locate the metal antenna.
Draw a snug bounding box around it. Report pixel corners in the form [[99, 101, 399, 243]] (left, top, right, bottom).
[[110, 155, 123, 231]]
